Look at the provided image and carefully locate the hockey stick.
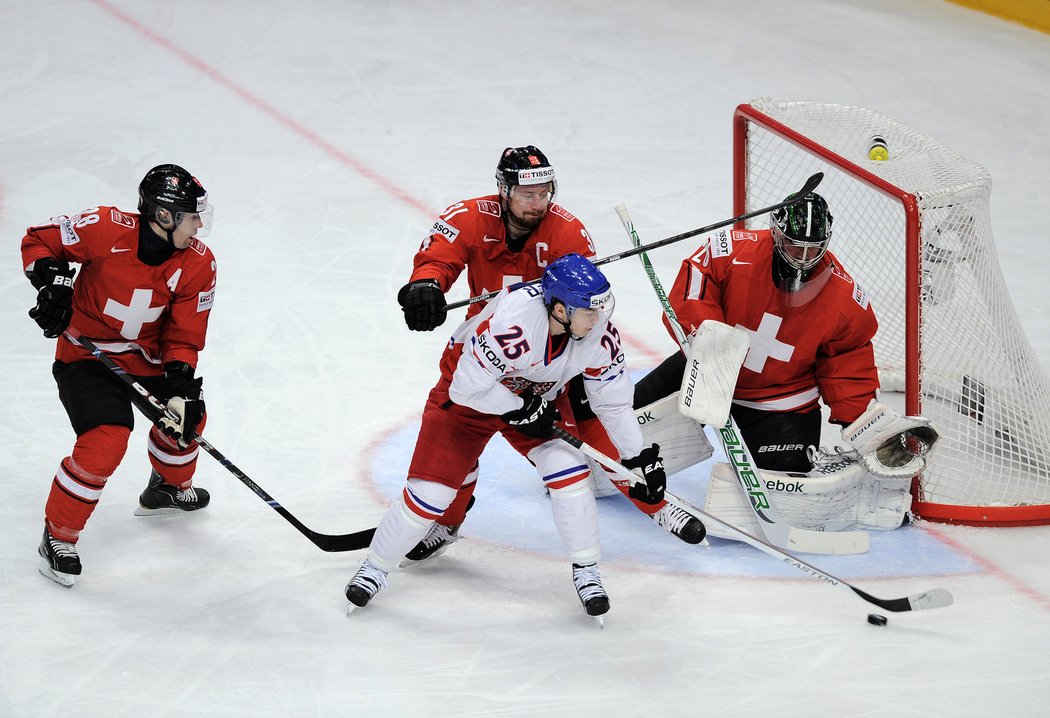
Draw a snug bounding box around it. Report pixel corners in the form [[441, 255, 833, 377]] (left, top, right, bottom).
[[444, 172, 824, 312], [553, 425, 952, 612], [65, 330, 375, 552], [615, 203, 870, 555]]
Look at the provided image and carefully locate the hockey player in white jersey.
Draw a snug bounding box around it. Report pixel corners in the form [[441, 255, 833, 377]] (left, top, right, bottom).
[[345, 253, 668, 623]]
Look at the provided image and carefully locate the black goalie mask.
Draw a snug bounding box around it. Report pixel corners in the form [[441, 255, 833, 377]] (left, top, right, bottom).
[[770, 191, 833, 293]]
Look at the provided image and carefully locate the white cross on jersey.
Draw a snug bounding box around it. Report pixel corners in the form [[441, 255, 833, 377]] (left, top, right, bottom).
[[104, 288, 165, 339], [481, 274, 524, 298], [740, 312, 795, 373]]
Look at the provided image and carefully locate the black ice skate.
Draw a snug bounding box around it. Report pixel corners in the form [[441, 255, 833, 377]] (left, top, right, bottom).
[[345, 559, 389, 613], [134, 470, 210, 516], [38, 527, 81, 588], [400, 523, 461, 567], [650, 503, 707, 545], [572, 563, 610, 627], [401, 495, 475, 567]]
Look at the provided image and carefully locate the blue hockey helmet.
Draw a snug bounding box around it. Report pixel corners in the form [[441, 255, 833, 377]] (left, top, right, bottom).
[[541, 253, 615, 320]]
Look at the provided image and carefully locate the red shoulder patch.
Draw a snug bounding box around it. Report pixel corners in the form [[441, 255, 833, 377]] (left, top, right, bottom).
[[476, 199, 500, 217], [110, 209, 136, 228], [549, 204, 575, 222]]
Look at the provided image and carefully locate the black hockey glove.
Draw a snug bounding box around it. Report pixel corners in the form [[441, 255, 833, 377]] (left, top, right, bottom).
[[501, 393, 561, 440], [398, 279, 448, 332], [622, 444, 667, 505], [26, 258, 76, 339], [158, 361, 205, 449]]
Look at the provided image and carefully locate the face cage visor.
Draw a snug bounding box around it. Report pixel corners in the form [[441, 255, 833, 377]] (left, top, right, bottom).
[[771, 222, 828, 273]]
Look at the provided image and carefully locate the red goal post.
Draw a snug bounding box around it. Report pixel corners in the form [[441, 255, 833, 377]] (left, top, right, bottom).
[[733, 99, 1050, 526]]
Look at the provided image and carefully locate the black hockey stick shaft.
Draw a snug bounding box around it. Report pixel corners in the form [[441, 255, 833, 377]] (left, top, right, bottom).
[[65, 331, 375, 552], [444, 172, 824, 312], [552, 425, 953, 613]]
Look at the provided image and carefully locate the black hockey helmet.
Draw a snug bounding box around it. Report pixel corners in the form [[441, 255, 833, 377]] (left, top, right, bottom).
[[495, 146, 558, 201], [770, 191, 833, 291], [138, 164, 213, 237]]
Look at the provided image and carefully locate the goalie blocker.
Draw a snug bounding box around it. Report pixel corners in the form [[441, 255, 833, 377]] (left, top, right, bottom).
[[704, 400, 940, 537]]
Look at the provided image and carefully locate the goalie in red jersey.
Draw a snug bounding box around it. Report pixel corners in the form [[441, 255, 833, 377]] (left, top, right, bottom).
[[638, 191, 880, 471], [22, 164, 217, 588], [394, 146, 600, 563], [619, 192, 936, 535]]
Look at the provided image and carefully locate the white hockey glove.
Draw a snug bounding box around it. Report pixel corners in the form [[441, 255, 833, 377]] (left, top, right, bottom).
[[840, 400, 940, 478]]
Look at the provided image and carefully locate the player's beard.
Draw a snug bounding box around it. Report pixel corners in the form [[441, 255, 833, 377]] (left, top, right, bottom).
[[507, 205, 548, 233]]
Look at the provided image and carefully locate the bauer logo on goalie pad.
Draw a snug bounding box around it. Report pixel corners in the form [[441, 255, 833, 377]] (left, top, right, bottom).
[[681, 359, 700, 409]]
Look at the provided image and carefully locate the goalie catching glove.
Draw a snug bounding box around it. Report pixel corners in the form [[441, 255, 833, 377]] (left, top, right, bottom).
[[500, 392, 561, 439], [841, 399, 940, 478], [621, 444, 667, 505], [157, 361, 205, 449]]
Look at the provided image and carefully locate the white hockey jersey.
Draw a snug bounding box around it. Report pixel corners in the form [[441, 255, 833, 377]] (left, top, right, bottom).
[[442, 284, 643, 459]]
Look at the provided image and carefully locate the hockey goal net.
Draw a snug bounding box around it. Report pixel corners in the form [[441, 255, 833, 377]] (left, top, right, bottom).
[[733, 98, 1050, 526]]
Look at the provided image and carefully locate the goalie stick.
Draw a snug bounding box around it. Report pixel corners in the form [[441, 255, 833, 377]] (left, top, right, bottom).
[[445, 172, 824, 313], [66, 330, 376, 553], [615, 202, 870, 555], [553, 425, 952, 613]]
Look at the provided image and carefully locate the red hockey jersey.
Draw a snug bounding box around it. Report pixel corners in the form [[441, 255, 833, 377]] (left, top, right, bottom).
[[21, 206, 216, 376], [408, 194, 595, 318], [667, 228, 878, 425]]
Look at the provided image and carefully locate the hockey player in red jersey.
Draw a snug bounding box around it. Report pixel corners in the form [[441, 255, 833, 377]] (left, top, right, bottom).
[[635, 191, 880, 472], [395, 146, 598, 562], [348, 254, 667, 623], [23, 164, 217, 587]]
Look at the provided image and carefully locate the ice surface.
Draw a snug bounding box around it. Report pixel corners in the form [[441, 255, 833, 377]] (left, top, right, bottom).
[[2, 1, 1049, 716]]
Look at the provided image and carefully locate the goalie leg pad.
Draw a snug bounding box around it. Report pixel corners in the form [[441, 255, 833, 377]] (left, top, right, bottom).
[[703, 455, 912, 536], [585, 392, 714, 497]]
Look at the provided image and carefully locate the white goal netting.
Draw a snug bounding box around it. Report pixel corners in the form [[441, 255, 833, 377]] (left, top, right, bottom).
[[734, 98, 1050, 525]]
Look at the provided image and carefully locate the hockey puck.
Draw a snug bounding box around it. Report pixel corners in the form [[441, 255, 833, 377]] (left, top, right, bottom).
[[867, 613, 888, 626]]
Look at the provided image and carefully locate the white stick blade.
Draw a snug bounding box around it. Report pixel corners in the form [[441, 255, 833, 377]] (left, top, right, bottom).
[[909, 588, 954, 611]]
